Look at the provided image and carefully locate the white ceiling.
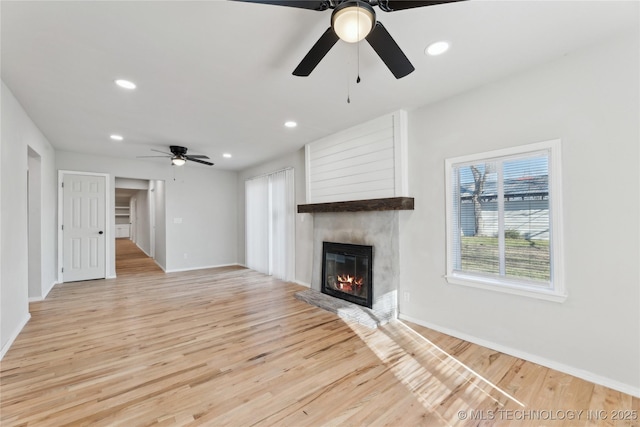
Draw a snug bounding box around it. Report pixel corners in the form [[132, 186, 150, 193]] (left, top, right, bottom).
[[2, 1, 637, 171]]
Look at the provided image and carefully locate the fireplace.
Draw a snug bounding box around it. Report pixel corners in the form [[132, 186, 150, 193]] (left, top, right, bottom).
[[322, 242, 373, 308]]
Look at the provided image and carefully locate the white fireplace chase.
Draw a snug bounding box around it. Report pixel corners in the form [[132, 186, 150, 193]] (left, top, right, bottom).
[[294, 111, 412, 328]]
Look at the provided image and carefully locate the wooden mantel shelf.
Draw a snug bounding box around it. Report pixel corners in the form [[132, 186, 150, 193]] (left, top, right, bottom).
[[297, 197, 414, 214]]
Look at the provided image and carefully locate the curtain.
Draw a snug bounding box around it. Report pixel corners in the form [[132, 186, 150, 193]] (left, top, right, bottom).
[[245, 175, 269, 275], [245, 168, 295, 281], [269, 169, 295, 281]]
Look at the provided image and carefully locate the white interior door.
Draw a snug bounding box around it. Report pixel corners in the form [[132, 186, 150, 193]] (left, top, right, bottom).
[[62, 173, 106, 282]]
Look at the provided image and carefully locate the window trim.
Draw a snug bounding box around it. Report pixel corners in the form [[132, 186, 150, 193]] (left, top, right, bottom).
[[444, 139, 566, 302]]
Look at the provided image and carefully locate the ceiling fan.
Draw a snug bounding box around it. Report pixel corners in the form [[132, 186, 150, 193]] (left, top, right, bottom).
[[138, 146, 214, 166], [232, 0, 465, 79]]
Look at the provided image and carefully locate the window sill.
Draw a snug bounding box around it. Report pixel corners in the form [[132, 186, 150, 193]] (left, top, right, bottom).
[[445, 274, 567, 303]]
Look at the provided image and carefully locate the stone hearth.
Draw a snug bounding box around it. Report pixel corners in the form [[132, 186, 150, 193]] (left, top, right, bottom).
[[297, 209, 401, 327], [295, 289, 382, 329]]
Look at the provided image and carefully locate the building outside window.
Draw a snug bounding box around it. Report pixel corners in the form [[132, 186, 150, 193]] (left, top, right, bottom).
[[445, 139, 566, 302]]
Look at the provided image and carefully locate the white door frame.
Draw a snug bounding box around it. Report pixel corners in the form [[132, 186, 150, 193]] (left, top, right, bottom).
[[28, 147, 42, 299], [149, 182, 156, 259], [130, 197, 137, 244], [57, 170, 111, 283]]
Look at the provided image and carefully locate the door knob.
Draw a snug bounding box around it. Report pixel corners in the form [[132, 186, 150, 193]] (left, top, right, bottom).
[[99, 231, 104, 235]]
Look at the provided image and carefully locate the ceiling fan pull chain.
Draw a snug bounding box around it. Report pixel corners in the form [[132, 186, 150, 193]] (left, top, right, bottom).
[[357, 2, 361, 84], [346, 59, 351, 103], [356, 46, 361, 83]]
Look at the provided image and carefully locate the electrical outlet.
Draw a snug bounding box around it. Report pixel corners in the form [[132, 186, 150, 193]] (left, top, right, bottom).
[[403, 291, 410, 303], [183, 253, 188, 259]]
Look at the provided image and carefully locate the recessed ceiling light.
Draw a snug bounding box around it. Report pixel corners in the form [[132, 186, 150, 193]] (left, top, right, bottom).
[[284, 121, 297, 128], [223, 153, 232, 158], [115, 79, 136, 89], [110, 134, 124, 141], [425, 41, 450, 56]]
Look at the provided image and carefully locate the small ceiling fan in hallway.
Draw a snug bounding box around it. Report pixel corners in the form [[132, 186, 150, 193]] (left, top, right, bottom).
[[138, 146, 214, 166]]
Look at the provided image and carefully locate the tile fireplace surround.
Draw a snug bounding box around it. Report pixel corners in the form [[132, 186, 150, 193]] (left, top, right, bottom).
[[295, 197, 414, 328]]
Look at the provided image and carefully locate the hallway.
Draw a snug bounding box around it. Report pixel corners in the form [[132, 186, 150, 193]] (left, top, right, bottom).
[[115, 238, 163, 276]]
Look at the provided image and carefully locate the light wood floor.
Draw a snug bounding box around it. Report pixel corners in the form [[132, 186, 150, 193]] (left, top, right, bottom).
[[1, 243, 638, 426], [115, 238, 164, 276]]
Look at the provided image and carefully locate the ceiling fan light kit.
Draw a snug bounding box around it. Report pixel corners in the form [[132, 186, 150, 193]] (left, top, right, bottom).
[[332, 1, 375, 43], [171, 155, 186, 166]]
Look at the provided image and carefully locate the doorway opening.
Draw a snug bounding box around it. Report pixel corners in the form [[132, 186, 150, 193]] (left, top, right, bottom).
[[114, 178, 166, 275], [27, 147, 42, 299]]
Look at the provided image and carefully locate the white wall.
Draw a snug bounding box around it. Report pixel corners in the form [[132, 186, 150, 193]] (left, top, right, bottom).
[[115, 177, 148, 190], [398, 31, 639, 395], [1, 81, 58, 357], [56, 152, 238, 274], [133, 189, 151, 256], [237, 148, 313, 286], [27, 149, 42, 299], [152, 180, 167, 269]]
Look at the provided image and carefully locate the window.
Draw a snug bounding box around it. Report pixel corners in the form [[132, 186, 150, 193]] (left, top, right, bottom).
[[445, 140, 565, 302], [245, 168, 295, 281]]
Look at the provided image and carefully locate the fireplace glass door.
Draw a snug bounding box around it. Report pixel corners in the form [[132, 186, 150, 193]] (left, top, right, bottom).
[[322, 242, 373, 308]]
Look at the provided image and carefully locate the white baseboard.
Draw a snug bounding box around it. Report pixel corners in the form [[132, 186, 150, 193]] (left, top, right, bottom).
[[28, 280, 58, 302], [136, 242, 152, 258], [0, 313, 31, 360], [42, 280, 56, 299], [154, 259, 166, 272], [293, 280, 311, 288], [398, 314, 640, 398], [165, 263, 240, 273]]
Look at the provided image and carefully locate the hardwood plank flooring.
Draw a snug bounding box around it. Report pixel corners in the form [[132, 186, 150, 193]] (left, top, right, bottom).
[[116, 238, 163, 276], [1, 264, 637, 426]]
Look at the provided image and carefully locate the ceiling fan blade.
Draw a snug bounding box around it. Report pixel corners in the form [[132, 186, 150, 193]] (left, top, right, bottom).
[[151, 149, 173, 155], [378, 0, 466, 12], [365, 22, 414, 79], [293, 27, 339, 76], [229, 0, 329, 11], [137, 155, 170, 158], [186, 155, 210, 159], [186, 156, 214, 166]]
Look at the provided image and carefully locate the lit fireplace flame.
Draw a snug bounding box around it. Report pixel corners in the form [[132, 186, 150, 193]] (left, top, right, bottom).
[[336, 274, 364, 292]]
